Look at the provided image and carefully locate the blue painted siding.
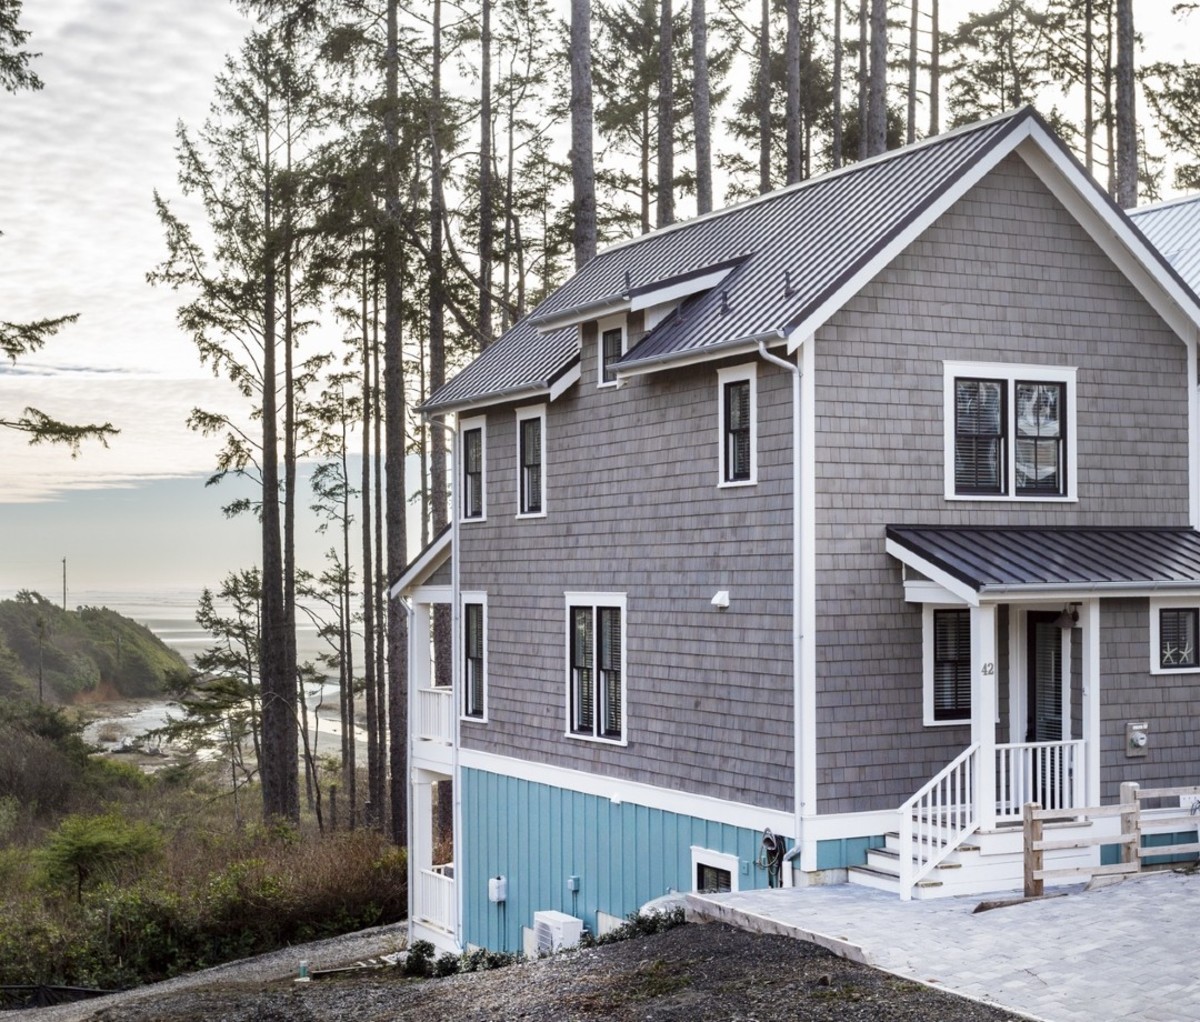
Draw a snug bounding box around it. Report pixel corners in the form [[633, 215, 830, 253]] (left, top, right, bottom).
[[816, 836, 883, 870], [1101, 830, 1200, 867], [461, 768, 787, 951]]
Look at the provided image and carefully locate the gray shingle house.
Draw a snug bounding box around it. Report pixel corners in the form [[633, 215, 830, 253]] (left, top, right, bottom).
[[394, 107, 1200, 954]]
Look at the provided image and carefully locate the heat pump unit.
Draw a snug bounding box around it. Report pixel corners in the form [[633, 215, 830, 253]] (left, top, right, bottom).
[[533, 909, 583, 953]]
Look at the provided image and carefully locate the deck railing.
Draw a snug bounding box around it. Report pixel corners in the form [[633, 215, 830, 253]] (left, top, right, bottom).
[[414, 865, 455, 933], [996, 740, 1085, 822], [897, 743, 979, 900], [415, 686, 454, 744]]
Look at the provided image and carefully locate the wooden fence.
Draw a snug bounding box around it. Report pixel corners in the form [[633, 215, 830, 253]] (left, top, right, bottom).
[[1023, 782, 1200, 898]]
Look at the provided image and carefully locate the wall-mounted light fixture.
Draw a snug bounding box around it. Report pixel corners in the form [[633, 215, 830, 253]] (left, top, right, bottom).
[[1055, 605, 1079, 630]]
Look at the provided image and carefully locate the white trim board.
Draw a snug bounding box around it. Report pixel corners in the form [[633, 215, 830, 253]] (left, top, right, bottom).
[[458, 748, 795, 836]]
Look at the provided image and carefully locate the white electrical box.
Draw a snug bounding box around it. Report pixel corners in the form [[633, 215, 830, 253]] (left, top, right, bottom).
[[488, 875, 508, 903], [533, 909, 583, 953]]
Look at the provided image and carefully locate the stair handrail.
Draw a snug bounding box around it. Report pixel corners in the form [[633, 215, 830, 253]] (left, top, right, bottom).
[[897, 742, 980, 900]]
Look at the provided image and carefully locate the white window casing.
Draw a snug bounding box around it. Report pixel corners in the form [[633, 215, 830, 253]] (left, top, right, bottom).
[[943, 360, 1077, 502], [460, 415, 487, 522], [597, 314, 626, 388], [564, 591, 627, 746], [690, 845, 740, 893], [516, 404, 547, 518], [1150, 597, 1200, 675], [462, 591, 488, 722], [717, 363, 758, 488]]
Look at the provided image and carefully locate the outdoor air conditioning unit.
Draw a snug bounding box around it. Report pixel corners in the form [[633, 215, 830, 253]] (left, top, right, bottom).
[[533, 909, 583, 953]]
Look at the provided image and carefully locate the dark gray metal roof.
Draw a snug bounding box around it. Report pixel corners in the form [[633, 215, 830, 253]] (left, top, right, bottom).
[[1130, 194, 1200, 295], [887, 525, 1200, 595], [424, 109, 1033, 412]]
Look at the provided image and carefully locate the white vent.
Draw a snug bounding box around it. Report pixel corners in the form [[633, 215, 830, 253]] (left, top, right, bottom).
[[533, 909, 583, 953]]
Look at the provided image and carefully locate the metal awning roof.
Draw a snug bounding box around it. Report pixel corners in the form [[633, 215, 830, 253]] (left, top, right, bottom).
[[886, 525, 1200, 601]]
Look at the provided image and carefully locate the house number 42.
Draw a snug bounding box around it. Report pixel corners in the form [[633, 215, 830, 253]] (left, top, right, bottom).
[[980, 662, 995, 675]]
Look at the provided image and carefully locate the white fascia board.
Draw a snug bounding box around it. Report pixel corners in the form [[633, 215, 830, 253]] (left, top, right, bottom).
[[786, 117, 1037, 354], [628, 266, 737, 312], [533, 296, 631, 332], [425, 385, 550, 419], [458, 748, 795, 836], [1016, 133, 1200, 344], [616, 333, 785, 380], [903, 578, 968, 605], [549, 360, 581, 401], [885, 538, 980, 606], [391, 530, 453, 598]]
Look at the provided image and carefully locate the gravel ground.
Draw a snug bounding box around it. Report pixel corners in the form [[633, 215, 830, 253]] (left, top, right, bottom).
[[12, 922, 1028, 1022]]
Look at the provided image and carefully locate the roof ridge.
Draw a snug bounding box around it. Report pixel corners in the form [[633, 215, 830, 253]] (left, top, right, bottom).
[[1130, 192, 1200, 217]]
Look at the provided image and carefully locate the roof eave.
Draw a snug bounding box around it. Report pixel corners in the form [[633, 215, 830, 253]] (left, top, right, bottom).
[[616, 329, 788, 379]]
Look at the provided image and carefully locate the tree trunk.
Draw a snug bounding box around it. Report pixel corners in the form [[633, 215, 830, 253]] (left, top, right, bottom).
[[361, 246, 380, 828], [929, 0, 939, 135], [478, 0, 494, 345], [1115, 0, 1136, 208], [757, 0, 771, 193], [832, 0, 843, 167], [857, 0, 868, 159], [657, 0, 675, 226], [907, 0, 917, 144], [786, 0, 801, 184], [384, 0, 409, 848], [866, 0, 887, 156], [570, 0, 597, 267], [691, 0, 712, 214]]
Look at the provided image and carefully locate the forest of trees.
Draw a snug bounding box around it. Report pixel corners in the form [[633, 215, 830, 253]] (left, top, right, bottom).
[[8, 0, 1200, 845]]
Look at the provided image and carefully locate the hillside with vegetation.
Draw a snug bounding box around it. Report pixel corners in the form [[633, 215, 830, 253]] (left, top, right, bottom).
[[0, 591, 189, 703]]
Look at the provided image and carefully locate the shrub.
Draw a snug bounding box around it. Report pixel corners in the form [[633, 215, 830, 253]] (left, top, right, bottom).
[[37, 812, 162, 903], [434, 952, 461, 977], [405, 940, 435, 977]]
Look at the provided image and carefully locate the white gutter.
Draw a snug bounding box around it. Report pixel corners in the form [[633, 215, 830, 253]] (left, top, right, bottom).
[[757, 340, 804, 856]]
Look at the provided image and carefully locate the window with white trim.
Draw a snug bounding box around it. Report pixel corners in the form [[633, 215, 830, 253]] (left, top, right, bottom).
[[690, 846, 740, 893], [717, 363, 757, 486], [566, 593, 625, 743], [923, 605, 972, 725], [460, 416, 486, 521], [463, 594, 487, 720], [516, 405, 546, 517], [1150, 599, 1200, 674], [943, 362, 1076, 501], [599, 323, 625, 386]]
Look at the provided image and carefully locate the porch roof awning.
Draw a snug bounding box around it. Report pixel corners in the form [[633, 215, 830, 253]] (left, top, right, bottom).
[[886, 525, 1200, 602]]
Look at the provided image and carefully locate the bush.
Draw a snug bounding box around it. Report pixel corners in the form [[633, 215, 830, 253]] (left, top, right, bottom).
[[405, 940, 435, 977], [38, 812, 162, 903]]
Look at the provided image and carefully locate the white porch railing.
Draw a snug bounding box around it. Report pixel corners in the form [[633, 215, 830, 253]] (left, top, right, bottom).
[[414, 865, 455, 933], [995, 740, 1085, 822], [415, 686, 454, 743], [897, 743, 979, 900]]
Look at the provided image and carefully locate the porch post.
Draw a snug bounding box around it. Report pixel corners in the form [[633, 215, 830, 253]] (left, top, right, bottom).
[[1082, 599, 1101, 806], [972, 604, 998, 829]]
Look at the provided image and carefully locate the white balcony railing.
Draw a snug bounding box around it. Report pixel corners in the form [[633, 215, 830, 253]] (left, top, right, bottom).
[[996, 740, 1085, 822], [414, 866, 455, 933], [897, 743, 980, 900], [415, 686, 454, 744]]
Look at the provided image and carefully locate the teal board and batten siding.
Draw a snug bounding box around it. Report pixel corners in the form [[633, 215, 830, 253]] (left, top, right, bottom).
[[461, 768, 789, 952]]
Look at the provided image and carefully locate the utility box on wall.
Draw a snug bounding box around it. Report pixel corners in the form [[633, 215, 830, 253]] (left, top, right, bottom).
[[1126, 722, 1149, 758]]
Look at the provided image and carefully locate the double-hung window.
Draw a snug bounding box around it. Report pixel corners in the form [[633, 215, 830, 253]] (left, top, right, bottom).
[[463, 595, 487, 720], [460, 416, 486, 521], [599, 324, 624, 386], [923, 606, 971, 725], [566, 593, 625, 743], [1150, 600, 1200, 674], [944, 362, 1076, 500], [516, 405, 546, 517], [717, 364, 757, 486]]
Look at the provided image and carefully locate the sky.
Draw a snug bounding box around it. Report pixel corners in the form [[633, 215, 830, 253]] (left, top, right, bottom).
[[0, 0, 1194, 595]]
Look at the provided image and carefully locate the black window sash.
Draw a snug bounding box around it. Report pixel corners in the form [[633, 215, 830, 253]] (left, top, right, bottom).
[[954, 378, 1005, 495], [463, 428, 483, 518], [464, 603, 484, 717], [933, 609, 971, 721], [601, 328, 623, 383], [1160, 607, 1199, 669], [520, 416, 542, 513], [1014, 381, 1065, 495], [570, 607, 593, 733], [724, 380, 751, 482]]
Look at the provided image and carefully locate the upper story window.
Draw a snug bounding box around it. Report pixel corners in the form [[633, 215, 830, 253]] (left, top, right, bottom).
[[1150, 600, 1200, 674], [599, 324, 625, 386], [717, 363, 757, 487], [463, 595, 487, 720], [516, 405, 546, 517], [943, 362, 1076, 501], [566, 592, 626, 744], [460, 416, 486, 521]]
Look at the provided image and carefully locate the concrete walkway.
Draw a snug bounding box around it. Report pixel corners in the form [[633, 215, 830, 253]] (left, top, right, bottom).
[[688, 871, 1200, 1022]]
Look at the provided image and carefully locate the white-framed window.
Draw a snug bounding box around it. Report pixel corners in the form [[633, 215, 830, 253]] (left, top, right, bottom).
[[460, 415, 486, 521], [598, 316, 625, 387], [1150, 598, 1200, 674], [462, 592, 487, 720], [690, 846, 740, 893], [923, 604, 972, 725], [516, 404, 546, 517], [943, 361, 1077, 501], [717, 363, 757, 487], [565, 592, 626, 744]]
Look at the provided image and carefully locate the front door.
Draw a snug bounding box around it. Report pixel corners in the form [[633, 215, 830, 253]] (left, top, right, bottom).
[[1026, 611, 1064, 742]]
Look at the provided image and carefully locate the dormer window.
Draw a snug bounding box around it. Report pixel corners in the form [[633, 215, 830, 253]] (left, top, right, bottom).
[[598, 320, 625, 388]]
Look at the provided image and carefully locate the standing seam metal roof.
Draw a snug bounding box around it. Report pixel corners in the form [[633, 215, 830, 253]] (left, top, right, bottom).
[[423, 108, 1083, 412], [1130, 194, 1200, 296], [887, 526, 1200, 592]]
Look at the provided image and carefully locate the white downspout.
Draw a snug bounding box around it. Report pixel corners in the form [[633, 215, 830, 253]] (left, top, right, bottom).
[[758, 340, 804, 863], [400, 592, 415, 948]]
